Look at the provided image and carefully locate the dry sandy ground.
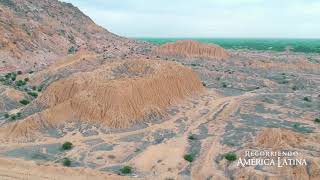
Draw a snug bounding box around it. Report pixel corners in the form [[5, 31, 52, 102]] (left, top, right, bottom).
[[0, 49, 319, 179]]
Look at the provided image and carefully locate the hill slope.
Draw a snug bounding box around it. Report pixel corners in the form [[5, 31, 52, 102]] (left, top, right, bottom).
[[0, 0, 150, 72]]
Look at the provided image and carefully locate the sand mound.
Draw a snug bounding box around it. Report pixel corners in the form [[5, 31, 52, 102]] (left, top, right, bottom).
[[153, 40, 230, 60], [1, 59, 203, 139], [255, 128, 306, 149]]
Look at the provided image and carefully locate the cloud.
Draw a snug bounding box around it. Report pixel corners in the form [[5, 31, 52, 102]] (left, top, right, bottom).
[[60, 0, 320, 38]]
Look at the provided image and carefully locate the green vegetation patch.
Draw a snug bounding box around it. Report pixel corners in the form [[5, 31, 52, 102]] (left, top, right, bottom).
[[62, 158, 71, 167], [120, 166, 132, 174], [224, 152, 237, 161], [19, 99, 30, 105], [183, 154, 194, 162], [62, 142, 73, 150]]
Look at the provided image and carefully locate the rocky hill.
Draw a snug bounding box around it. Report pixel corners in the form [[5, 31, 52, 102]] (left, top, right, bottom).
[[153, 40, 230, 60], [0, 0, 151, 72], [1, 59, 203, 140]]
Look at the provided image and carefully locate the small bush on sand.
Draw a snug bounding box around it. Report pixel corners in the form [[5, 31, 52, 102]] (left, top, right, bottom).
[[19, 99, 30, 105], [184, 154, 194, 162], [62, 158, 71, 167], [224, 153, 237, 161], [120, 166, 132, 174], [315, 118, 320, 123], [62, 142, 73, 150]]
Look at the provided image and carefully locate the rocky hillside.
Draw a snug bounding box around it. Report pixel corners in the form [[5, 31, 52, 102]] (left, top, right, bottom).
[[0, 0, 150, 72]]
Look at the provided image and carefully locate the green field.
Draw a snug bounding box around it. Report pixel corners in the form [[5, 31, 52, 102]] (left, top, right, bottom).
[[137, 38, 320, 54]]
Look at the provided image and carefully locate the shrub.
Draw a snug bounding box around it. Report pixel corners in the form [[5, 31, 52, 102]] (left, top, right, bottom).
[[314, 118, 320, 123], [24, 78, 29, 82], [28, 91, 38, 98], [29, 71, 34, 74], [5, 73, 11, 79], [62, 142, 73, 150], [11, 77, 16, 81], [19, 99, 30, 105], [62, 158, 71, 167], [303, 97, 311, 102], [4, 113, 9, 118], [224, 153, 237, 161], [68, 46, 76, 54], [17, 71, 22, 75], [20, 99, 30, 105], [188, 135, 196, 140], [16, 80, 26, 86], [222, 82, 227, 88], [120, 166, 132, 174], [202, 82, 207, 87], [17, 112, 22, 118], [10, 115, 16, 121], [37, 86, 43, 92], [183, 154, 194, 162], [292, 86, 298, 91]]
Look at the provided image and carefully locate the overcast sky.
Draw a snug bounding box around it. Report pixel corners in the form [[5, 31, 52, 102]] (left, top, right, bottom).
[[60, 0, 320, 38]]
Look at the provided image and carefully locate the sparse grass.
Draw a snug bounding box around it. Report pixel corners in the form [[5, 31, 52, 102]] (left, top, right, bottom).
[[62, 142, 73, 150], [19, 99, 30, 105], [224, 153, 237, 161], [62, 158, 71, 167], [120, 166, 132, 174], [183, 154, 194, 162]]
